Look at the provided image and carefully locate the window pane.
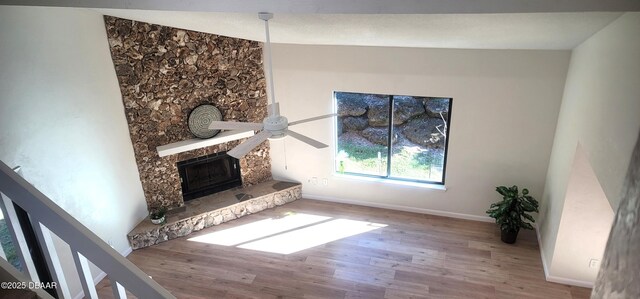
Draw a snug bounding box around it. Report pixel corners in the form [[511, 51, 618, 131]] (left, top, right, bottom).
[[391, 97, 449, 182], [336, 92, 389, 176], [0, 210, 23, 271]]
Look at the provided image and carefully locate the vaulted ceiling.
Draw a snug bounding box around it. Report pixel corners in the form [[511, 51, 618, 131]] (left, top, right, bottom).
[[3, 0, 639, 49], [95, 10, 622, 50]]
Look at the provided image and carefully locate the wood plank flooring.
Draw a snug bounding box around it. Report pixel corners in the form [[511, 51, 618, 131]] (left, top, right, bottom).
[[94, 199, 592, 298]]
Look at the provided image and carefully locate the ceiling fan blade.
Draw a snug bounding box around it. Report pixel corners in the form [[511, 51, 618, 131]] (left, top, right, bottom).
[[208, 121, 263, 131], [286, 129, 328, 149], [289, 113, 337, 126], [228, 130, 272, 159]]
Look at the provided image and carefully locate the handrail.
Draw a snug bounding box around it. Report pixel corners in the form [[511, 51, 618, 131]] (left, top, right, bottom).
[[0, 161, 175, 298]]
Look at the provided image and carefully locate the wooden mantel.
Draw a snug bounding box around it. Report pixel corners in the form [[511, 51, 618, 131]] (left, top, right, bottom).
[[156, 130, 254, 157]]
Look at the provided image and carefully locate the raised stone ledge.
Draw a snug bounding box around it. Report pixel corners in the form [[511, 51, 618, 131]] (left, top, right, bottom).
[[127, 180, 301, 250]]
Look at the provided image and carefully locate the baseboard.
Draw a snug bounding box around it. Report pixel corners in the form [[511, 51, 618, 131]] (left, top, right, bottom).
[[535, 224, 551, 279], [535, 225, 595, 288], [303, 193, 493, 223], [121, 246, 133, 257], [72, 246, 134, 299], [546, 273, 594, 288]]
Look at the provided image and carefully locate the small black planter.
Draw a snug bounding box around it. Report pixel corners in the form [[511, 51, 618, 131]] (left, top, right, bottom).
[[501, 229, 519, 244]]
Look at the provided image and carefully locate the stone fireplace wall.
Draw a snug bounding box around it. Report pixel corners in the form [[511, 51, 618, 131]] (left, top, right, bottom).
[[104, 16, 271, 209]]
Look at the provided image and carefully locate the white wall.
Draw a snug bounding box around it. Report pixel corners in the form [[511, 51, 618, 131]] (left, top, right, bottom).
[[540, 12, 640, 284], [552, 144, 614, 283], [269, 44, 570, 219], [0, 6, 147, 296]]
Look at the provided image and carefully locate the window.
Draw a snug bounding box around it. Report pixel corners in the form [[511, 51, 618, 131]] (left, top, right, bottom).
[[335, 91, 452, 184]]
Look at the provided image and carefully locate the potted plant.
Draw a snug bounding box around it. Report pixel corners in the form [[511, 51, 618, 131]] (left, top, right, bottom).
[[486, 185, 539, 244], [149, 206, 167, 225]]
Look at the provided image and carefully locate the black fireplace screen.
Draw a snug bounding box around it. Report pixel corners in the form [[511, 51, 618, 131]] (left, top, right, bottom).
[[177, 152, 242, 201]]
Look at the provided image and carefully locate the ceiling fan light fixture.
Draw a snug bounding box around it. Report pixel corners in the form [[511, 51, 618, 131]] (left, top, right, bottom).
[[263, 115, 288, 139]]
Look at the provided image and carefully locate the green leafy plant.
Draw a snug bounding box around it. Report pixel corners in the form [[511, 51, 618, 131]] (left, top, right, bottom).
[[486, 185, 539, 232], [149, 206, 167, 220]]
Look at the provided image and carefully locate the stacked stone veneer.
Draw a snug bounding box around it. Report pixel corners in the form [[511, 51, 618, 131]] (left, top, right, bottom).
[[104, 16, 271, 209], [128, 183, 301, 250]]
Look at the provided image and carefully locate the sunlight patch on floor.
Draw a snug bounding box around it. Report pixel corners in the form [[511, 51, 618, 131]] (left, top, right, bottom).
[[188, 212, 387, 254], [187, 213, 330, 246], [239, 218, 386, 254]]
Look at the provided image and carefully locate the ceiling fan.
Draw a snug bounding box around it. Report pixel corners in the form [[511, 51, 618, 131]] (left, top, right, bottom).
[[208, 13, 335, 159]]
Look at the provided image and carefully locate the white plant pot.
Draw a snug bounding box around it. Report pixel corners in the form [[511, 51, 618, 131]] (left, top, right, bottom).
[[151, 215, 165, 225]]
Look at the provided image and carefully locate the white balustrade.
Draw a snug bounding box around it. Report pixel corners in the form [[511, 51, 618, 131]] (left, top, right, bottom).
[[0, 161, 175, 298]]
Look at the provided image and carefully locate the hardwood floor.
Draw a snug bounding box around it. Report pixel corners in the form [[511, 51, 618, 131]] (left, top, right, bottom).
[[94, 199, 592, 298]]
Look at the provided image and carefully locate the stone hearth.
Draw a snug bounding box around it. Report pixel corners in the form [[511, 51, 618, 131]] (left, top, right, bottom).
[[128, 180, 301, 250]]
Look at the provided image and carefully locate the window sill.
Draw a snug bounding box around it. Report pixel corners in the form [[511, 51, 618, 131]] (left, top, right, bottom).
[[332, 173, 447, 191]]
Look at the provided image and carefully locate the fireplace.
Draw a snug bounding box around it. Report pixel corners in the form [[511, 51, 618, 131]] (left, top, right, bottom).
[[177, 152, 242, 201]]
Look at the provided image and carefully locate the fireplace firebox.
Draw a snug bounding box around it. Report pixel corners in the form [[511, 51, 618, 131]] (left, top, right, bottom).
[[177, 152, 242, 201]]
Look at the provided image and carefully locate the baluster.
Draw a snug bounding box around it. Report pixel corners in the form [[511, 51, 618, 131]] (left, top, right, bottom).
[[72, 251, 98, 299], [112, 281, 128, 299], [31, 221, 72, 298], [0, 257, 55, 299]]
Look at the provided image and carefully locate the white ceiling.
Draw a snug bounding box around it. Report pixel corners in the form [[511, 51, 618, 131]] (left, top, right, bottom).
[[4, 0, 635, 49], [96, 10, 623, 50], [7, 0, 640, 14]]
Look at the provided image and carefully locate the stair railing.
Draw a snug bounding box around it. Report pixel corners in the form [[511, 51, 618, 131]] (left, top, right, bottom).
[[0, 161, 175, 299]]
